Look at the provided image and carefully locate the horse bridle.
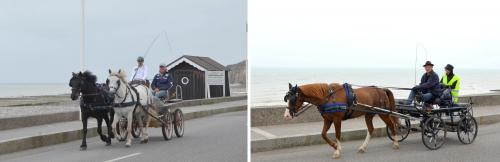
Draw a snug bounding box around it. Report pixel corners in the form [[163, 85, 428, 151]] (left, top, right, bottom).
[[107, 75, 133, 105], [284, 85, 312, 118], [107, 75, 123, 97], [284, 84, 342, 118], [70, 77, 100, 98]]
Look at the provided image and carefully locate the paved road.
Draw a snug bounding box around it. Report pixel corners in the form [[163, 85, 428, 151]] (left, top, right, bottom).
[[0, 111, 247, 162], [253, 122, 500, 162]]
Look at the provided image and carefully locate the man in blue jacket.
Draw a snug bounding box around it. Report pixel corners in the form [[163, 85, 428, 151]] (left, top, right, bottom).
[[406, 61, 442, 105], [151, 63, 173, 100]]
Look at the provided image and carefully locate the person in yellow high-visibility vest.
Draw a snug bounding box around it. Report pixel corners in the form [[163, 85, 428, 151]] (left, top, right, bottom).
[[440, 64, 460, 103]]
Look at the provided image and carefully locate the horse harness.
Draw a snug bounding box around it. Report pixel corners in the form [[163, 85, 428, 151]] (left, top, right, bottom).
[[317, 83, 357, 120], [286, 83, 357, 119], [80, 84, 115, 111], [318, 84, 393, 120], [288, 83, 394, 119], [110, 78, 140, 109], [112, 83, 163, 122]]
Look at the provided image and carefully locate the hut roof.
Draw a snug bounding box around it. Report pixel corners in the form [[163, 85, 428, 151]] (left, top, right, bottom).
[[166, 55, 226, 71]]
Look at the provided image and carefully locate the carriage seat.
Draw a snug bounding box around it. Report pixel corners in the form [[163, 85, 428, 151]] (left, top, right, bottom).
[[430, 88, 453, 107]]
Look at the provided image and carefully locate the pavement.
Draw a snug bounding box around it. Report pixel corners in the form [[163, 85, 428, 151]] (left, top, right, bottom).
[[0, 99, 246, 155], [0, 100, 246, 142], [252, 121, 500, 162], [251, 105, 500, 152], [180, 100, 246, 114], [0, 111, 247, 162]]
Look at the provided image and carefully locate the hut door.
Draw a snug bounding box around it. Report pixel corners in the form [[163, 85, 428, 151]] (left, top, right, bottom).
[[172, 69, 206, 100], [176, 70, 195, 100]]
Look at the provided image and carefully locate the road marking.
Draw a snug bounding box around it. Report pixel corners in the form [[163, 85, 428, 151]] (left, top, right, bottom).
[[103, 152, 142, 162], [252, 127, 277, 139]]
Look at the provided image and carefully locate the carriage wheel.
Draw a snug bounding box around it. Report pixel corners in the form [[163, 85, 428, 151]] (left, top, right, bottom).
[[422, 116, 447, 150], [115, 118, 128, 141], [174, 109, 184, 137], [161, 112, 173, 140], [457, 114, 478, 144], [131, 116, 142, 139], [387, 118, 411, 142]]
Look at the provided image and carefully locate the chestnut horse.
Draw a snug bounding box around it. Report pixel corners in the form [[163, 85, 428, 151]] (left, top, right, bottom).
[[284, 83, 399, 159]]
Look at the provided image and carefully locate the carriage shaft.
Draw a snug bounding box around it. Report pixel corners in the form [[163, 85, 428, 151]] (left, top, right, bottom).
[[356, 103, 421, 121]]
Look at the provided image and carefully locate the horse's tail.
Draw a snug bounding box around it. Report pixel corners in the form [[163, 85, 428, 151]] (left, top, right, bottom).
[[383, 88, 399, 126], [382, 88, 396, 111]]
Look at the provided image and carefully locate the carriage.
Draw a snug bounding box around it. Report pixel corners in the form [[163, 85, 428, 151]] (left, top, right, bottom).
[[114, 103, 184, 141], [114, 86, 185, 141], [381, 90, 478, 150]]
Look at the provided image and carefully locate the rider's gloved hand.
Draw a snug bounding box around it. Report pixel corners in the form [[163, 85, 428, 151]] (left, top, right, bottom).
[[412, 86, 420, 91]]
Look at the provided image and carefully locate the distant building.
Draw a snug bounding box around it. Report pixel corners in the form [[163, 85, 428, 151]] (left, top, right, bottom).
[[166, 55, 230, 100]]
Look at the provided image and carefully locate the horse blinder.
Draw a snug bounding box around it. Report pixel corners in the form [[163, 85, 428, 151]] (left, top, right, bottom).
[[284, 85, 300, 115]]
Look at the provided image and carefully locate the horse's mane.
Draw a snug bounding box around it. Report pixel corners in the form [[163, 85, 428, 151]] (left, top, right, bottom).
[[110, 69, 128, 83], [81, 71, 97, 83], [299, 83, 342, 101], [299, 83, 328, 99]]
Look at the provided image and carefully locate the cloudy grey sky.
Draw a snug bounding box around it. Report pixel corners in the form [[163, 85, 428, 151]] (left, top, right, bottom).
[[249, 0, 500, 69], [0, 0, 246, 83]]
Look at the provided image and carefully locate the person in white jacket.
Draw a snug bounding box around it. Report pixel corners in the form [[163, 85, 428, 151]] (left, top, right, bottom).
[[130, 56, 148, 85]]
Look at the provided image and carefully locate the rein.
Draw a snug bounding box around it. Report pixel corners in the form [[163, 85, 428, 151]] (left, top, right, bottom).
[[291, 103, 312, 118], [114, 84, 136, 108], [81, 93, 100, 97], [109, 76, 137, 108], [350, 84, 412, 91]]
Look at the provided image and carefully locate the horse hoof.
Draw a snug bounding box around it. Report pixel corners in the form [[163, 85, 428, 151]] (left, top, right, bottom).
[[140, 140, 148, 144], [80, 146, 87, 151], [393, 143, 400, 150], [125, 144, 131, 148], [358, 147, 366, 153], [106, 142, 111, 146], [332, 150, 341, 159]]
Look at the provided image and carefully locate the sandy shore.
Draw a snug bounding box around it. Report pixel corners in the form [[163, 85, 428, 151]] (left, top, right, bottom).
[[0, 84, 247, 118], [0, 94, 79, 118], [0, 94, 71, 107]]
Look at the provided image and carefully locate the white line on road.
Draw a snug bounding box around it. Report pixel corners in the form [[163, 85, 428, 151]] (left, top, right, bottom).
[[103, 152, 142, 162], [252, 127, 277, 139]]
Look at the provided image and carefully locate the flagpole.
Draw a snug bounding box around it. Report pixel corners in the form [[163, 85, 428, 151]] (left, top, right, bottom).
[[81, 0, 85, 72], [80, 0, 85, 120]]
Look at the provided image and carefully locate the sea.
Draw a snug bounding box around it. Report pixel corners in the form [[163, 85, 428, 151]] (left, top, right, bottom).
[[0, 83, 69, 98], [251, 68, 500, 107], [0, 83, 247, 98]]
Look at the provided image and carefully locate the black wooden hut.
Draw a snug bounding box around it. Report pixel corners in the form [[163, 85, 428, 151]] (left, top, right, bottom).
[[166, 55, 230, 100]]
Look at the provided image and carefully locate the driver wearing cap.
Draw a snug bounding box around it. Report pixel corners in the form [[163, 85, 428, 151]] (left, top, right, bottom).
[[130, 56, 148, 85], [151, 63, 173, 100]]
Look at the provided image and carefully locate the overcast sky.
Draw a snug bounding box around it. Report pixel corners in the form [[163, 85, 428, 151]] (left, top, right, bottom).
[[0, 0, 246, 83], [249, 0, 500, 69]]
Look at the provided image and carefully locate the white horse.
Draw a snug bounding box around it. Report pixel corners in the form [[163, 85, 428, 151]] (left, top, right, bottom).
[[107, 69, 157, 147]]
